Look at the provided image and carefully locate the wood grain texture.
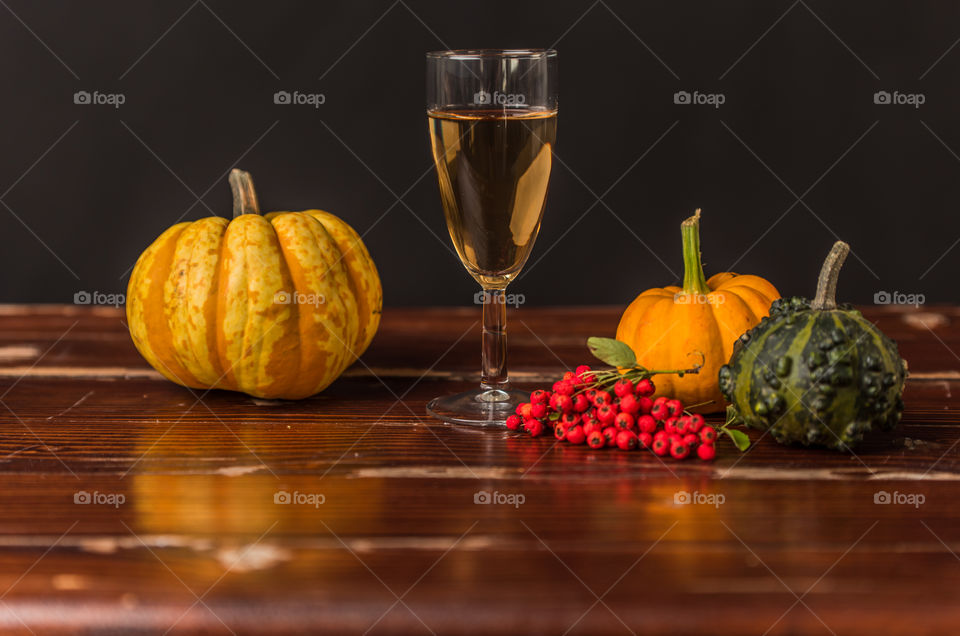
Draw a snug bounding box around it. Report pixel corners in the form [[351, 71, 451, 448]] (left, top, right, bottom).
[[0, 304, 957, 634]]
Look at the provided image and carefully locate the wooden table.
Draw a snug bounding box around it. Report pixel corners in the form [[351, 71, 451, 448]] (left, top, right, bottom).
[[0, 305, 958, 634]]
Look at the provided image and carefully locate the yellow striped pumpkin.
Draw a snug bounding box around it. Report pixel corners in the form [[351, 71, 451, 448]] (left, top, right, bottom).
[[126, 169, 381, 399]]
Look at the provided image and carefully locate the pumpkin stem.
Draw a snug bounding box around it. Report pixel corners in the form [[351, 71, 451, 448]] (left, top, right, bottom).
[[229, 169, 260, 217], [811, 240, 850, 311], [681, 209, 710, 295]]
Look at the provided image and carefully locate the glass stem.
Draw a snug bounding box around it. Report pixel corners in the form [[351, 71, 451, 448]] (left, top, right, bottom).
[[480, 288, 508, 393]]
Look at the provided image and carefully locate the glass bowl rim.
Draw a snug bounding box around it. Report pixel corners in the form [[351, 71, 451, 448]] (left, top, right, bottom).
[[426, 48, 557, 60]]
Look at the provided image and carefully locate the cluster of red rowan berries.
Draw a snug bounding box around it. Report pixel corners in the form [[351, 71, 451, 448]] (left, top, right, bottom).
[[506, 365, 718, 460]]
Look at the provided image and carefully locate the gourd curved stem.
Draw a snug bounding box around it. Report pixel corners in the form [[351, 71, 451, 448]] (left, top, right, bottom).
[[811, 240, 850, 311], [681, 208, 710, 295], [229, 168, 261, 217]]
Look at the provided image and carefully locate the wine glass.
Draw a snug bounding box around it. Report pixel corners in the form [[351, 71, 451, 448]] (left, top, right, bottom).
[[425, 49, 558, 426]]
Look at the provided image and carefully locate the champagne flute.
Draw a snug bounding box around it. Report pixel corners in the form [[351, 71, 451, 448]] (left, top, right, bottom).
[[425, 49, 558, 426]]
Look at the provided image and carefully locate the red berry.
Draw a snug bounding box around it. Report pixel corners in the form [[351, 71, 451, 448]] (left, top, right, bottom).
[[688, 414, 705, 433], [560, 412, 581, 427], [664, 417, 679, 435], [670, 441, 690, 459], [585, 389, 598, 403], [636, 414, 657, 434], [602, 426, 619, 445], [636, 396, 653, 415], [530, 389, 550, 405], [565, 425, 586, 445], [638, 432, 653, 448], [635, 378, 656, 397], [614, 411, 635, 431], [668, 434, 683, 447], [587, 430, 605, 449], [652, 437, 669, 456], [616, 430, 639, 450], [676, 415, 692, 435], [554, 394, 573, 413], [555, 381, 575, 396], [683, 433, 699, 448], [666, 399, 684, 417], [563, 371, 576, 383], [614, 378, 634, 397], [531, 403, 548, 419], [517, 402, 532, 418], [572, 394, 591, 413], [505, 415, 522, 430], [575, 364, 592, 377], [581, 409, 599, 427], [554, 423, 567, 440], [525, 419, 544, 437], [650, 402, 670, 422], [593, 391, 612, 407], [653, 430, 668, 441], [697, 444, 716, 461], [618, 394, 640, 415], [699, 426, 717, 445], [597, 404, 617, 426], [583, 422, 602, 437]]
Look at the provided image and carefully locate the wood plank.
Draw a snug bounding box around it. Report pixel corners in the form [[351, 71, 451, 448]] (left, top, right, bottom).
[[0, 305, 956, 634]]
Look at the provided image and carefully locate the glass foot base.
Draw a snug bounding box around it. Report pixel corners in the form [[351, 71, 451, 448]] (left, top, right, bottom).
[[426, 388, 530, 427]]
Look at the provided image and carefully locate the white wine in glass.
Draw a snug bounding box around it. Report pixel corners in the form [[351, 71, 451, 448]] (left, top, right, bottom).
[[426, 49, 558, 426]]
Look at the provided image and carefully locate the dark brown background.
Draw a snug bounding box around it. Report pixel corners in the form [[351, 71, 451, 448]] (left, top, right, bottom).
[[0, 0, 956, 305]]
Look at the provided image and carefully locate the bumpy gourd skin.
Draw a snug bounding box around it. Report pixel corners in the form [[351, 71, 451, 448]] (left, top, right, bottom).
[[719, 297, 906, 451]]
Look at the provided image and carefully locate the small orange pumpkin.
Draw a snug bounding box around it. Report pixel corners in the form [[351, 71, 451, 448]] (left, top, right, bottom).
[[615, 210, 779, 412], [126, 169, 381, 399]]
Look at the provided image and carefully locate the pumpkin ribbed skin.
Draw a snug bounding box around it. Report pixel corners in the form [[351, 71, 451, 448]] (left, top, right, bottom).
[[615, 210, 779, 412], [616, 272, 780, 411], [719, 296, 906, 450], [127, 208, 381, 399]]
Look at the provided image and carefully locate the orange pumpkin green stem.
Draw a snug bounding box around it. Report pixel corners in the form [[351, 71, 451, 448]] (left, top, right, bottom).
[[229, 168, 261, 218], [680, 208, 709, 295]]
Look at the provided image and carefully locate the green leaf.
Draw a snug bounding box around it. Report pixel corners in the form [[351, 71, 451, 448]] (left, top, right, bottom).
[[587, 337, 636, 368], [723, 427, 751, 452]]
